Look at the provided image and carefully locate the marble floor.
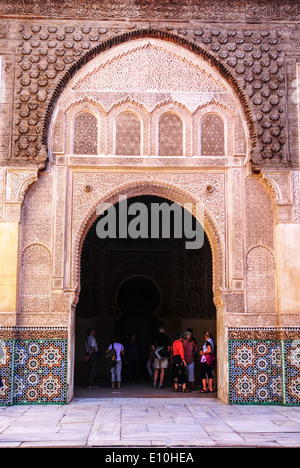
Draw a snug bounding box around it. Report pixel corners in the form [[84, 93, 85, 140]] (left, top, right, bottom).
[[0, 392, 300, 448]]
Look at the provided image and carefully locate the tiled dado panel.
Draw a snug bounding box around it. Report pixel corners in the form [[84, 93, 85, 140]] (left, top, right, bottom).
[[229, 328, 300, 405], [0, 328, 68, 405], [1, 326, 299, 406]]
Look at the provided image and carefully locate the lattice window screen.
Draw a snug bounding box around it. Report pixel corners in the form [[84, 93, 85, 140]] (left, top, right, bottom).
[[200, 114, 225, 156], [115, 111, 141, 155], [158, 113, 183, 156], [73, 112, 98, 155]]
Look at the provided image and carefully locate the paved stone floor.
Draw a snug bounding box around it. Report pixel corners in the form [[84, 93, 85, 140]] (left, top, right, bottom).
[[0, 383, 300, 448]]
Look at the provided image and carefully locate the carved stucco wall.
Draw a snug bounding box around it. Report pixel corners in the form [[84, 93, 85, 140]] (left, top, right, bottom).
[[11, 37, 281, 334], [0, 1, 298, 404], [0, 10, 298, 171]]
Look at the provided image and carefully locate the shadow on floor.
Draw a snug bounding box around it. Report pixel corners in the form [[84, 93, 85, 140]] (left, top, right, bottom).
[[74, 378, 217, 399]]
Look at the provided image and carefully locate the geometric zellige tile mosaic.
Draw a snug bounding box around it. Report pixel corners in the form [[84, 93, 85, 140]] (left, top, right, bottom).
[[229, 340, 283, 404], [229, 339, 300, 405], [1, 332, 299, 406], [0, 339, 67, 405], [284, 340, 300, 405], [0, 340, 14, 406]]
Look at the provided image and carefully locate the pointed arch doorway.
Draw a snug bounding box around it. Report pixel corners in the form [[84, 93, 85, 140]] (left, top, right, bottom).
[[74, 194, 217, 396]]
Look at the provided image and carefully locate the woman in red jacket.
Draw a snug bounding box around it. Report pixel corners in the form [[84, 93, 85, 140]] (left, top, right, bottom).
[[171, 333, 190, 393]]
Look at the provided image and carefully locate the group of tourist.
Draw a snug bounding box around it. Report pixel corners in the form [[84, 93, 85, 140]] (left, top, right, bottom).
[[150, 327, 216, 393], [84, 327, 216, 393]]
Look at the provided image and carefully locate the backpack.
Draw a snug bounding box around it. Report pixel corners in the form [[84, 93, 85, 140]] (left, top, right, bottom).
[[107, 343, 117, 367], [155, 344, 168, 360]]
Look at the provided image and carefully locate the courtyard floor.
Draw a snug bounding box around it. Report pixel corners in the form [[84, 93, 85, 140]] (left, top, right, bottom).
[[0, 382, 300, 449]]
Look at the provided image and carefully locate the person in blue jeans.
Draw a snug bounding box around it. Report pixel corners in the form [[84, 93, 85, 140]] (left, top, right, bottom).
[[106, 337, 124, 389]]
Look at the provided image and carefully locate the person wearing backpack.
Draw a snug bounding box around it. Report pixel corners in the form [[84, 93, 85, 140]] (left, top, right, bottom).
[[152, 327, 170, 389], [106, 337, 124, 389]]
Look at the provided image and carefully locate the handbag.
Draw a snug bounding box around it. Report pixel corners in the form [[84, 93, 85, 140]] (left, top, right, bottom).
[[205, 353, 216, 368], [172, 354, 182, 366], [107, 343, 117, 367]]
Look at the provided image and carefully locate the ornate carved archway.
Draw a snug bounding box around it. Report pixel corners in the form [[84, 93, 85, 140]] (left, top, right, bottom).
[[72, 180, 225, 308], [46, 36, 252, 402]]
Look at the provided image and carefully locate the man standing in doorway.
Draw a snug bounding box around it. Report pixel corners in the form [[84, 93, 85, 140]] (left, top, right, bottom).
[[84, 328, 99, 388], [152, 327, 170, 389], [183, 330, 198, 390]]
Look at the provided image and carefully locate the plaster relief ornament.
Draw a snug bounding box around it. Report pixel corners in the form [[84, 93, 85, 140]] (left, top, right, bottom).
[[50, 38, 247, 161]]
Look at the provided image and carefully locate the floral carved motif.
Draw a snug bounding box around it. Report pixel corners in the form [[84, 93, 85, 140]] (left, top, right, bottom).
[[246, 245, 277, 314], [19, 242, 51, 314]]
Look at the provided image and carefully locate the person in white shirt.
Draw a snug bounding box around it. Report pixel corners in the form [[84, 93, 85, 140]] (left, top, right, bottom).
[[106, 337, 125, 389]]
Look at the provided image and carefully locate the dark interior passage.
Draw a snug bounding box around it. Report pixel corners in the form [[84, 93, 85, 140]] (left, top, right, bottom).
[[115, 275, 162, 379], [74, 195, 216, 389], [117, 275, 161, 317]]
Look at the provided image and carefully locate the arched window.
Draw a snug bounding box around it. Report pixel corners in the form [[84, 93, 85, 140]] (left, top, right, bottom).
[[73, 112, 98, 155], [115, 111, 141, 155], [200, 114, 225, 156], [158, 112, 183, 156]]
